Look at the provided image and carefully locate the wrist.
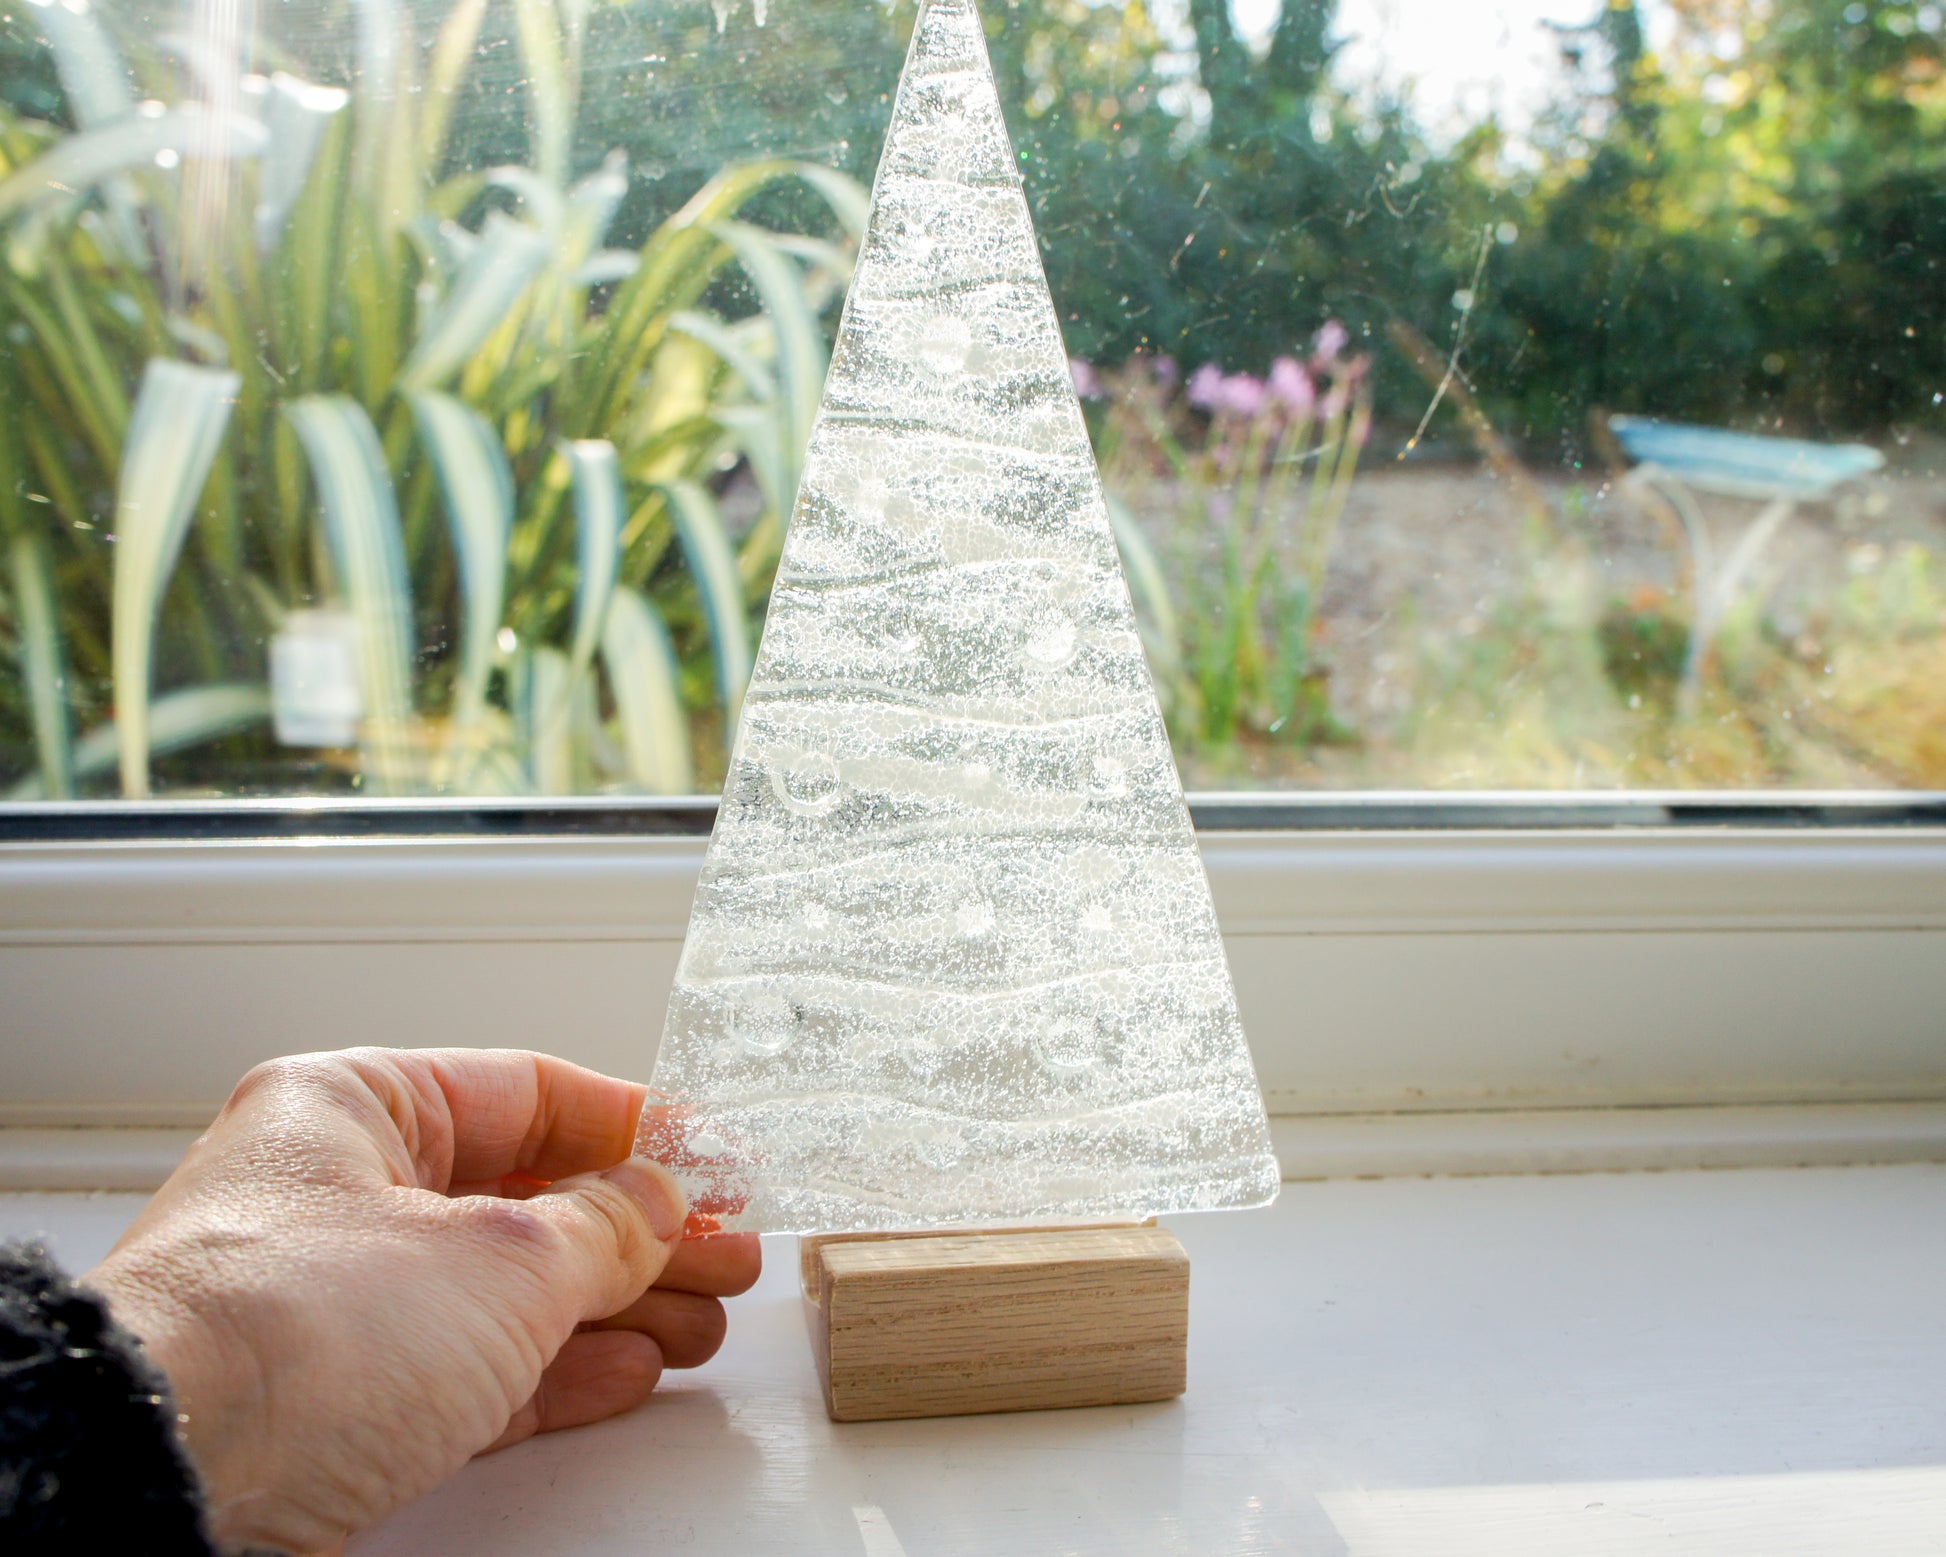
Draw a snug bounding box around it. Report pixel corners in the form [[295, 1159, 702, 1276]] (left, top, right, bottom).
[[87, 1249, 273, 1545]]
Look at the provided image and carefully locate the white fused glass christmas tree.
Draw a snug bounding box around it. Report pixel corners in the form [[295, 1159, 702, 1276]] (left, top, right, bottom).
[[640, 0, 1280, 1233]]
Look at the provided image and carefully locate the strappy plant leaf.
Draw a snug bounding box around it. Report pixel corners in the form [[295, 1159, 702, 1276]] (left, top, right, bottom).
[[5, 683, 270, 801], [7, 529, 71, 798], [669, 309, 776, 405], [513, 643, 574, 794], [602, 586, 692, 794], [111, 359, 240, 797], [656, 478, 751, 729], [565, 438, 623, 686], [0, 104, 268, 223], [711, 220, 825, 460], [1106, 493, 1182, 683], [566, 151, 629, 257], [22, 0, 135, 127], [284, 395, 417, 793], [792, 162, 871, 240], [399, 213, 552, 390], [420, 0, 490, 170], [510, 0, 572, 189], [409, 391, 512, 730], [256, 74, 349, 251], [348, 0, 401, 188]]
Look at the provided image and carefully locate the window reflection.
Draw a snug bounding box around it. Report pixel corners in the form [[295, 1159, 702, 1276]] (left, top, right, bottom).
[[1, 0, 1940, 799]]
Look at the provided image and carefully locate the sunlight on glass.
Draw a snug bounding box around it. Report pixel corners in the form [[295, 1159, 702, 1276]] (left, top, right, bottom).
[[0, 0, 1940, 799]]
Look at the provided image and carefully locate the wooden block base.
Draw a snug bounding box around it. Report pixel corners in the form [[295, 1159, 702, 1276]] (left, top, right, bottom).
[[801, 1225, 1189, 1423]]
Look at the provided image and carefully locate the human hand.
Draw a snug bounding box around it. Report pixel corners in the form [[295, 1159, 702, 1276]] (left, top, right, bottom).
[[85, 1047, 760, 1556]]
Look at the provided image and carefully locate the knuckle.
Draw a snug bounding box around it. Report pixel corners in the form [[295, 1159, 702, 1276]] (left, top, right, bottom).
[[467, 1196, 557, 1255], [227, 1050, 366, 1107], [227, 1054, 307, 1103], [220, 1053, 340, 1123]]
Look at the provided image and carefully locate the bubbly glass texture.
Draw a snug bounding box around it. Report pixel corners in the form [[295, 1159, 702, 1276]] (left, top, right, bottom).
[[641, 0, 1281, 1233]]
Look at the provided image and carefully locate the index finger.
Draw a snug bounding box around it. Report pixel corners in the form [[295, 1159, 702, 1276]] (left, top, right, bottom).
[[380, 1048, 649, 1190]]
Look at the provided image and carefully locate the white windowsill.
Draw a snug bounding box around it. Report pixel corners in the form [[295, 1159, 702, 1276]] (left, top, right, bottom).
[[8, 1163, 1943, 1554]]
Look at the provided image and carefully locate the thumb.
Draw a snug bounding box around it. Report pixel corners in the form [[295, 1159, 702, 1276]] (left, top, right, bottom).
[[526, 1158, 688, 1321]]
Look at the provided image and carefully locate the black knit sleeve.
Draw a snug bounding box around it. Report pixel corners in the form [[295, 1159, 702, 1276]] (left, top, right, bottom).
[[0, 1239, 216, 1554]]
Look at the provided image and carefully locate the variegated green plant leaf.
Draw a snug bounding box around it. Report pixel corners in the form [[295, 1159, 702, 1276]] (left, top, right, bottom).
[[22, 0, 134, 127], [711, 220, 824, 458], [486, 164, 566, 235], [575, 160, 865, 434], [111, 359, 240, 797], [714, 401, 789, 544], [1105, 493, 1182, 683], [510, 0, 572, 189], [0, 105, 268, 272], [408, 391, 511, 730], [574, 250, 637, 286], [668, 309, 775, 404], [791, 161, 871, 239], [256, 73, 349, 251], [0, 104, 268, 219], [766, 232, 854, 311], [348, 0, 400, 188], [7, 528, 72, 798], [601, 585, 691, 794], [565, 150, 628, 259], [20, 0, 145, 261], [656, 478, 751, 729], [513, 643, 572, 794], [284, 395, 418, 793], [398, 212, 551, 389], [565, 438, 623, 686], [420, 0, 490, 171], [5, 683, 270, 801]]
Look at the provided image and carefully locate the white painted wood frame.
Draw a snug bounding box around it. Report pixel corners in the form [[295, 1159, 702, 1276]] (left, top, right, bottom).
[[3, 809, 1944, 1185]]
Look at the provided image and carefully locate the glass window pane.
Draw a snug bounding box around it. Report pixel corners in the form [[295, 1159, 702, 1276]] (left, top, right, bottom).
[[2, 0, 1940, 802]]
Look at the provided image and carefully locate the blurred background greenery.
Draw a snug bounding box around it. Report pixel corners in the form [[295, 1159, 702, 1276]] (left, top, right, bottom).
[[2, 0, 1943, 796]]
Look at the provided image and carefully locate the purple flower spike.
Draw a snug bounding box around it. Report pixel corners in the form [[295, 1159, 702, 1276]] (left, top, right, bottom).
[[1069, 358, 1104, 400], [1153, 353, 1180, 387], [1219, 372, 1268, 418], [1187, 362, 1225, 410], [1268, 356, 1315, 415], [1313, 319, 1350, 366]]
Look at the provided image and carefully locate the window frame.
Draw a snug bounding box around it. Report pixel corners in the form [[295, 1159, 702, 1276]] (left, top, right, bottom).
[[3, 794, 1943, 1186]]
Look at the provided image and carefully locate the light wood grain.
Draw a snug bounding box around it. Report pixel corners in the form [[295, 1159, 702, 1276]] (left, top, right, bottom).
[[804, 1225, 1189, 1422]]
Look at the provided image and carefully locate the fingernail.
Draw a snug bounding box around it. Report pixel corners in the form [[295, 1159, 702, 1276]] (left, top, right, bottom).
[[604, 1158, 687, 1243]]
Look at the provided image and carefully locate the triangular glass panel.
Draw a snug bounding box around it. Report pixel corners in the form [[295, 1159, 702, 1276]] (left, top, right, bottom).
[[640, 0, 1280, 1233]]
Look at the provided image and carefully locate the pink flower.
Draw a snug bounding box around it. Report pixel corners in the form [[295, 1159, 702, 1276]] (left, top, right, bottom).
[[1217, 372, 1268, 418], [1186, 362, 1225, 410], [1069, 358, 1103, 400], [1313, 320, 1350, 366], [1267, 356, 1315, 416]]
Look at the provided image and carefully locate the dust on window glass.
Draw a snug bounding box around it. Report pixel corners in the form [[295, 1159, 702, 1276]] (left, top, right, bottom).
[[1, 0, 1941, 801]]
